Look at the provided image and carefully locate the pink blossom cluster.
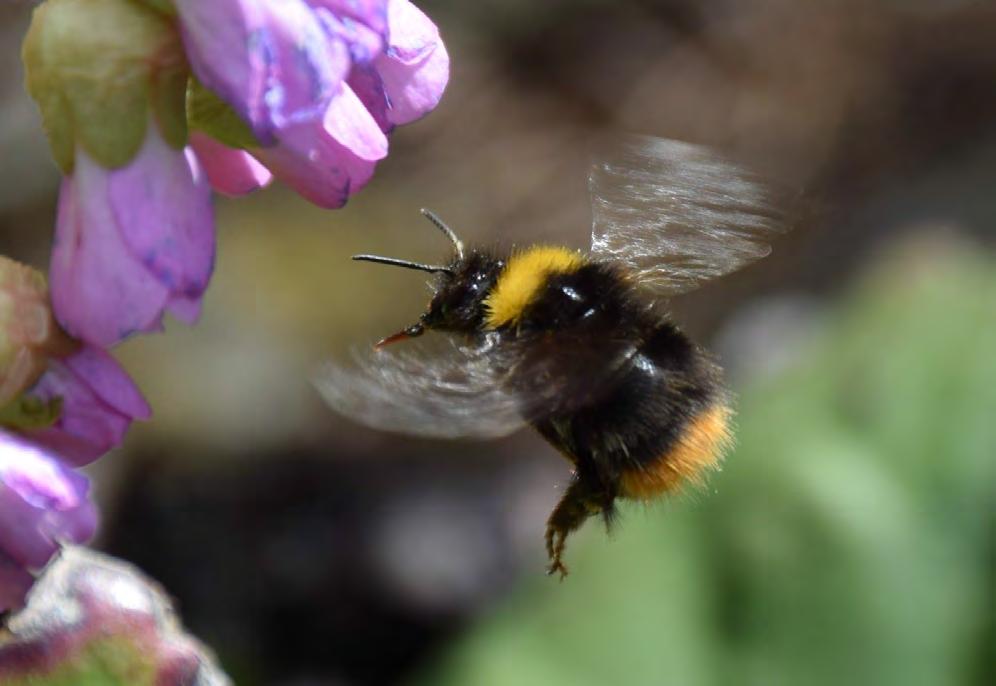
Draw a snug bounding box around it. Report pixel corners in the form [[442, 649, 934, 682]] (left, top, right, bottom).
[[51, 0, 449, 346], [2, 0, 448, 611]]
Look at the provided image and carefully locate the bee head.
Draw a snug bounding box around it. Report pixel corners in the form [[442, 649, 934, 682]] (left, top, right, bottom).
[[353, 210, 503, 347]]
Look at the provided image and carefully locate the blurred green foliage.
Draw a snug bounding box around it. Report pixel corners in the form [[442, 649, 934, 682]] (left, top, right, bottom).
[[417, 243, 995, 686]]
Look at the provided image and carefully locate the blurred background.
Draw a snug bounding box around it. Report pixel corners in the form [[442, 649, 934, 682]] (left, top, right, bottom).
[[1, 0, 994, 684]]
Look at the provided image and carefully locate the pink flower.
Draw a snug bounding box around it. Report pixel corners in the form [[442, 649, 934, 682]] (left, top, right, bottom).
[[21, 345, 151, 467], [50, 126, 215, 348], [27, 0, 449, 366], [0, 432, 97, 611], [177, 0, 447, 208]]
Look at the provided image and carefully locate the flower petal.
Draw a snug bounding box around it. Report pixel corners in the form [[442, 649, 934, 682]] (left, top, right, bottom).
[[61, 346, 151, 421], [312, 6, 385, 65], [50, 158, 171, 347], [166, 295, 203, 325], [257, 0, 352, 130], [24, 401, 126, 468], [109, 130, 216, 302], [23, 346, 147, 467], [0, 551, 34, 611], [18, 423, 125, 468], [0, 432, 96, 570], [176, 0, 350, 142], [189, 131, 272, 196], [307, 0, 389, 36], [323, 83, 389, 160], [0, 487, 61, 569], [373, 0, 449, 127], [255, 132, 367, 208], [346, 64, 392, 132], [254, 86, 386, 208], [174, 0, 268, 139], [383, 0, 439, 62]]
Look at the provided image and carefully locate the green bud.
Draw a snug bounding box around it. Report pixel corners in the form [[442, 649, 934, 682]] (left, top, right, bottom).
[[22, 0, 189, 173], [186, 77, 263, 151]]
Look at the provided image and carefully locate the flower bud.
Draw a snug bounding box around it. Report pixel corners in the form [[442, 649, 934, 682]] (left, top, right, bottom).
[[0, 258, 75, 409], [0, 545, 232, 683], [22, 0, 189, 173]]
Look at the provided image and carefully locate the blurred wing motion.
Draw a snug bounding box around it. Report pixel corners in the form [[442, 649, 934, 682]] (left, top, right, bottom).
[[315, 331, 635, 439], [315, 335, 529, 439], [589, 136, 790, 297]]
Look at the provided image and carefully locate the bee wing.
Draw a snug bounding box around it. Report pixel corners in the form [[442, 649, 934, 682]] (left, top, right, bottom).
[[315, 330, 634, 439], [589, 136, 790, 297], [314, 335, 530, 439]]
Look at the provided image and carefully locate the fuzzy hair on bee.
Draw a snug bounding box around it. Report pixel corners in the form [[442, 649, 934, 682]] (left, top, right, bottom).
[[316, 135, 789, 578]]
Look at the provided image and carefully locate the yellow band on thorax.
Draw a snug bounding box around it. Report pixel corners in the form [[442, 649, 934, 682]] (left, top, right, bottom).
[[484, 245, 584, 328]]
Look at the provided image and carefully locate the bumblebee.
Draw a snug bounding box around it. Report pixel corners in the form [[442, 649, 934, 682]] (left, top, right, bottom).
[[318, 136, 787, 577]]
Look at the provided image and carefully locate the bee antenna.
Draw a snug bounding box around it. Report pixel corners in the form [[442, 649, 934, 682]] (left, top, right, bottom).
[[420, 208, 465, 260], [352, 254, 454, 276]]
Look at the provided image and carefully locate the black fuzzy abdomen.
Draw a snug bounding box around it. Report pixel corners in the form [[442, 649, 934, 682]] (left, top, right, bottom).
[[532, 318, 724, 495], [502, 261, 726, 496]]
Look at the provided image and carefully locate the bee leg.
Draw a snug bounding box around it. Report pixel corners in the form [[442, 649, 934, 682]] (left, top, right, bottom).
[[544, 475, 611, 579]]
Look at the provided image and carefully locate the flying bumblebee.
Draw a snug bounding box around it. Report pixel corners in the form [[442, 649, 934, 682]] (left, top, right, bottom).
[[317, 136, 788, 577]]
